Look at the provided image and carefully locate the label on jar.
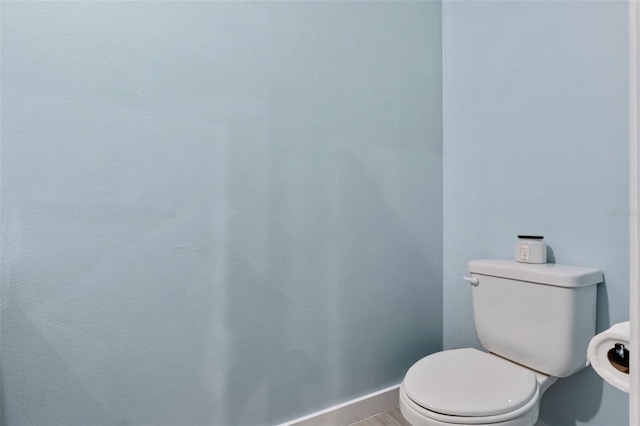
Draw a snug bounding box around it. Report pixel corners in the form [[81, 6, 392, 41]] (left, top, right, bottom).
[[519, 243, 530, 262]]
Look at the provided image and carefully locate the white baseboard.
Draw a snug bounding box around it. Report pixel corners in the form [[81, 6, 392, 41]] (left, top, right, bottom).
[[279, 384, 400, 426]]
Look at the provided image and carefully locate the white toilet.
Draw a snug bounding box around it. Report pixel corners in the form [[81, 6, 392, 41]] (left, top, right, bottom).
[[400, 259, 603, 426]]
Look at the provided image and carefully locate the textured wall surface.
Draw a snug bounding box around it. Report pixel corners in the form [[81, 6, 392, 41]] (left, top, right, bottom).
[[4, 1, 628, 425], [0, 2, 443, 425], [442, 1, 629, 425]]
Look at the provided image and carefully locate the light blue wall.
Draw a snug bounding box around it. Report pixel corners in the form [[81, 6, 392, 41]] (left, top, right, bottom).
[[3, 1, 630, 425], [443, 1, 629, 425], [0, 2, 443, 425]]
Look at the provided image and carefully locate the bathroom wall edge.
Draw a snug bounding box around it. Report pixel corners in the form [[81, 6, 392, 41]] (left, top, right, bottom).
[[630, 0, 640, 424]]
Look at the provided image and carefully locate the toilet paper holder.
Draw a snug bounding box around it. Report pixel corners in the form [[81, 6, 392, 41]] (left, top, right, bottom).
[[607, 343, 630, 374]]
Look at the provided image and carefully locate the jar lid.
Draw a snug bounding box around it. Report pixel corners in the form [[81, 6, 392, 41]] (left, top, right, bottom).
[[517, 235, 543, 239]]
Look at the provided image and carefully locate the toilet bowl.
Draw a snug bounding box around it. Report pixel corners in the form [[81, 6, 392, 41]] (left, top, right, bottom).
[[399, 348, 557, 426]]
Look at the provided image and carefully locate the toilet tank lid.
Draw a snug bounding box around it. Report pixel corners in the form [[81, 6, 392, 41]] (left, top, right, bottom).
[[468, 259, 603, 288]]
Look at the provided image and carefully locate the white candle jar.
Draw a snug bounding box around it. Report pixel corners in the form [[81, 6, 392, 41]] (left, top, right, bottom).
[[515, 235, 547, 264]]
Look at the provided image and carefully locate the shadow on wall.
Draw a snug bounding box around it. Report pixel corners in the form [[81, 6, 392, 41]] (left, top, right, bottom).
[[0, 298, 113, 425], [546, 246, 556, 264], [219, 247, 322, 424], [222, 148, 438, 424], [0, 149, 437, 425]]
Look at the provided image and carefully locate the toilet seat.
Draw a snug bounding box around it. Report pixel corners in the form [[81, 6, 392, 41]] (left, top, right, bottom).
[[399, 385, 540, 426], [400, 348, 542, 425]]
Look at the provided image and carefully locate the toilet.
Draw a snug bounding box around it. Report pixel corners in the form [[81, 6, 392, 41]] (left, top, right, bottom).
[[400, 259, 603, 426]]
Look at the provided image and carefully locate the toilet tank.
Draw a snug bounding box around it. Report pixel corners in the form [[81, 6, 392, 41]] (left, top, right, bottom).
[[468, 259, 603, 378]]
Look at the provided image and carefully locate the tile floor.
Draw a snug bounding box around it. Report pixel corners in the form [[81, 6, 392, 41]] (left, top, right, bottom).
[[348, 407, 411, 426]]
